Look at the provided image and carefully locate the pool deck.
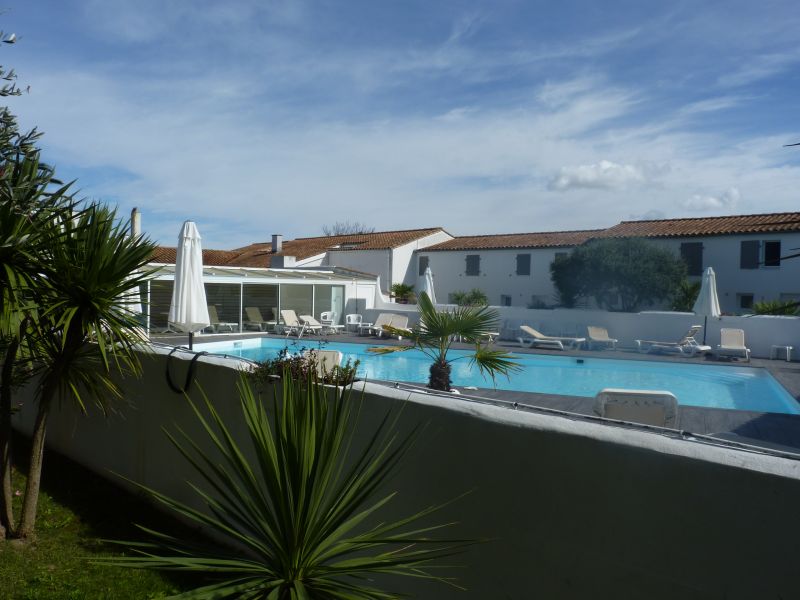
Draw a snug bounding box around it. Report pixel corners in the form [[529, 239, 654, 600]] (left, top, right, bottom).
[[153, 330, 800, 454]]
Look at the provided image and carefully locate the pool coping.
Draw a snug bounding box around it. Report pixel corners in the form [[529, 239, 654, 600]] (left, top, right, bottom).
[[153, 332, 800, 452]]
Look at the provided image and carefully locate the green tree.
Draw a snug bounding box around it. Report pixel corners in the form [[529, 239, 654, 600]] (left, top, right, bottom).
[[670, 279, 701, 312], [371, 292, 519, 391], [12, 204, 155, 538], [550, 238, 687, 312], [103, 373, 471, 598], [753, 299, 799, 316]]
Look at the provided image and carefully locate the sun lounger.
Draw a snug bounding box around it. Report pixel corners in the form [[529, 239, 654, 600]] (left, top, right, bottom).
[[206, 305, 238, 333], [379, 314, 412, 339], [593, 388, 679, 428], [360, 313, 393, 336], [243, 306, 276, 331], [586, 326, 617, 350], [303, 349, 343, 378], [714, 328, 751, 362], [299, 315, 325, 336], [280, 309, 307, 337], [517, 325, 585, 350], [635, 325, 710, 356]]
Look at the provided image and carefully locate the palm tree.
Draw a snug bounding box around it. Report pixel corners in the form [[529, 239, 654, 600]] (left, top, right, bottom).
[[372, 292, 520, 391], [102, 373, 471, 598], [14, 203, 155, 538]]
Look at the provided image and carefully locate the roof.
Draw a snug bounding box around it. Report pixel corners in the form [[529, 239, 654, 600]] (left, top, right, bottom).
[[595, 212, 800, 239], [150, 247, 242, 266], [152, 227, 448, 268], [424, 230, 602, 252], [226, 227, 447, 267]]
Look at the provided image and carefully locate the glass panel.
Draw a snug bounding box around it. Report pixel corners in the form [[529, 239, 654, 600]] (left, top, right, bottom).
[[242, 284, 278, 331], [314, 284, 345, 324], [205, 283, 241, 332], [280, 284, 313, 322], [149, 280, 173, 332]]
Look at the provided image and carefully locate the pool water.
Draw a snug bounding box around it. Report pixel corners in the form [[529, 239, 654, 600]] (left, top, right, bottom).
[[195, 338, 800, 415]]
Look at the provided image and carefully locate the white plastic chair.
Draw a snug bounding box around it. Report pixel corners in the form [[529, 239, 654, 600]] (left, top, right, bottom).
[[345, 313, 362, 333]]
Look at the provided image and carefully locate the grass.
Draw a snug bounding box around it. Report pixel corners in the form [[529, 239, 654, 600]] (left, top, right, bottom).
[[1, 434, 204, 599]]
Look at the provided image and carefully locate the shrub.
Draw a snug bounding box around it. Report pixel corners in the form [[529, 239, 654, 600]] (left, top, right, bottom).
[[249, 346, 360, 387]]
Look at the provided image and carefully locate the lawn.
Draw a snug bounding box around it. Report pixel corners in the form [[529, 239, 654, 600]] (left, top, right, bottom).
[[1, 435, 203, 599]]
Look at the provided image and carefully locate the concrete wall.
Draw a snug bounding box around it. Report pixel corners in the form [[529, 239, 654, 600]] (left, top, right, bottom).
[[13, 347, 800, 599], [325, 249, 391, 289], [489, 306, 800, 359], [418, 247, 571, 307]]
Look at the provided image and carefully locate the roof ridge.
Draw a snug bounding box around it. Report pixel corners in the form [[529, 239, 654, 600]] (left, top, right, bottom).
[[292, 226, 444, 242], [618, 211, 800, 225], [448, 229, 605, 239]]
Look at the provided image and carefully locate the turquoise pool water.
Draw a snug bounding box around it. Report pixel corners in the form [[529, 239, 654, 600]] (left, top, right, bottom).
[[195, 338, 800, 415]]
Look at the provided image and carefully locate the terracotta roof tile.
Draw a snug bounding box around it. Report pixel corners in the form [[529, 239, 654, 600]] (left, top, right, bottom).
[[595, 212, 800, 239], [425, 230, 602, 251], [152, 228, 448, 268], [227, 228, 447, 267], [151, 246, 242, 266]]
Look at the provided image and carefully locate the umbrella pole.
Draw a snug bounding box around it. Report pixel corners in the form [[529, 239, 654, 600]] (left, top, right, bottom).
[[702, 315, 707, 345], [189, 331, 193, 350]]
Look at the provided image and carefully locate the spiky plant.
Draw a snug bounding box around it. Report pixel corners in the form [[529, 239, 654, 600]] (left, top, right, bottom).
[[370, 292, 520, 391], [101, 373, 471, 598]]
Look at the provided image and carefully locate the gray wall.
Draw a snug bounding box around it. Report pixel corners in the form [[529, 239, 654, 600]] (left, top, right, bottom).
[[13, 347, 800, 599]]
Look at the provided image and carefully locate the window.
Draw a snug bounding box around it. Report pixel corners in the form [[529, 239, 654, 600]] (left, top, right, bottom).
[[764, 241, 781, 267], [680, 242, 703, 276], [737, 293, 754, 310], [740, 241, 760, 269], [500, 294, 512, 306], [516, 254, 531, 276], [418, 255, 429, 276], [465, 255, 480, 276]]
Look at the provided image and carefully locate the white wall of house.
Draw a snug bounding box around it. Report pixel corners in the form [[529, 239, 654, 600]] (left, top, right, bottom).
[[394, 230, 453, 286], [416, 247, 573, 307], [13, 349, 800, 599], [325, 249, 391, 290], [649, 232, 800, 314]]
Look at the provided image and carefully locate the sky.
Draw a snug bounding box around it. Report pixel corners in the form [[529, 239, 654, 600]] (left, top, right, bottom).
[[3, 0, 800, 249]]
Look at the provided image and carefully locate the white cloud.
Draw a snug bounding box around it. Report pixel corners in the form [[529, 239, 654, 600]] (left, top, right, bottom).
[[548, 160, 650, 191], [681, 187, 740, 211], [629, 210, 666, 221], [718, 51, 800, 87]]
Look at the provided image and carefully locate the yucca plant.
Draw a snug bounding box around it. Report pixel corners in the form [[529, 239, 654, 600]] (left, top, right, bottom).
[[102, 373, 471, 598], [370, 292, 520, 391]]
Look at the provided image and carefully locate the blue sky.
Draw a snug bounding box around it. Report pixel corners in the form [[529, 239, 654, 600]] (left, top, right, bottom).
[[3, 0, 800, 248]]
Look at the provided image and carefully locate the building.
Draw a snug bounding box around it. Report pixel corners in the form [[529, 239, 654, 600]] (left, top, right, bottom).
[[594, 213, 800, 314], [417, 230, 600, 307]]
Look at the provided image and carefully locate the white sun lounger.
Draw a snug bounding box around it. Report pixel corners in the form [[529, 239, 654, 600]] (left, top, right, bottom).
[[517, 325, 585, 350], [206, 305, 238, 333], [303, 349, 343, 378], [586, 326, 617, 350], [593, 388, 679, 428], [635, 325, 710, 356], [714, 328, 751, 362]]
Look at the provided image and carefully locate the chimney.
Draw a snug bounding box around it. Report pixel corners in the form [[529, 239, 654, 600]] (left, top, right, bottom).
[[130, 207, 141, 238], [271, 234, 282, 253]]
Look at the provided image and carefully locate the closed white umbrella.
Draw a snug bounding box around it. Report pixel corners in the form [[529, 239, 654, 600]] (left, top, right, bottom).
[[168, 221, 210, 349], [421, 266, 437, 304], [692, 266, 721, 344]]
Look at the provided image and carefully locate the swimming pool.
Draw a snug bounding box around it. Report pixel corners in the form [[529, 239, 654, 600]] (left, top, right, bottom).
[[194, 337, 800, 415]]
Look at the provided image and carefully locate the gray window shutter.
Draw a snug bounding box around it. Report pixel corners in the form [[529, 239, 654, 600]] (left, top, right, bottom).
[[680, 242, 703, 276], [516, 254, 531, 275], [740, 241, 760, 269], [418, 255, 429, 275]]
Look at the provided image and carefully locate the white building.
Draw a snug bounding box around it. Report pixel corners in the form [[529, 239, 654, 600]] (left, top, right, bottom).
[[596, 213, 800, 314], [226, 228, 452, 291], [416, 230, 601, 307]]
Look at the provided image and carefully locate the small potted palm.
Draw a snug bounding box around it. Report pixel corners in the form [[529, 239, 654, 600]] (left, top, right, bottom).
[[372, 292, 520, 391]]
